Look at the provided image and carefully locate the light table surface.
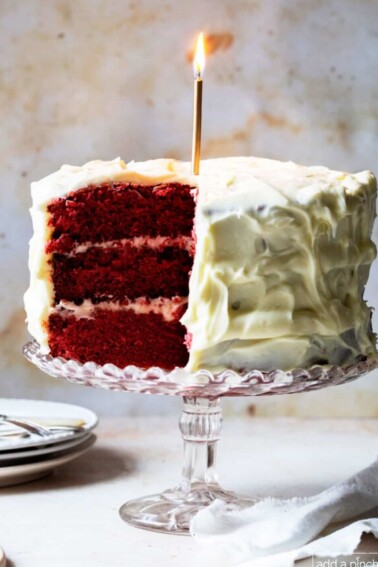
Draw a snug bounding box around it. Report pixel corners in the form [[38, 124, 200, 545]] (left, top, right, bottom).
[[1, 416, 378, 567]]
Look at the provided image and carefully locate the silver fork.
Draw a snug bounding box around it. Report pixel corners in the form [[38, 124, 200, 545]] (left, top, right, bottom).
[[0, 415, 85, 437], [0, 415, 52, 438]]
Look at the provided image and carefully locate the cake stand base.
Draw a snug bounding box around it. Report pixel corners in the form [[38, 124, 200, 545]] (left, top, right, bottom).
[[120, 485, 254, 534], [119, 397, 254, 534]]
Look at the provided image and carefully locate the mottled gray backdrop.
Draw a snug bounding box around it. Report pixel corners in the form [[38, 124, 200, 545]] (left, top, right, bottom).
[[1, 0, 377, 416]]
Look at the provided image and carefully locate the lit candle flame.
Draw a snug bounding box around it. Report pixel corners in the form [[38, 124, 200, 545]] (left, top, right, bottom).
[[193, 32, 205, 79]]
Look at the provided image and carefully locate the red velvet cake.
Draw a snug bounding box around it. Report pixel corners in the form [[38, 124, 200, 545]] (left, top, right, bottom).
[[43, 180, 196, 369], [25, 157, 377, 373]]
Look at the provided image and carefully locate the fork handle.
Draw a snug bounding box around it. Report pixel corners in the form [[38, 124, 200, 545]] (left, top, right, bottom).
[[0, 416, 52, 438]]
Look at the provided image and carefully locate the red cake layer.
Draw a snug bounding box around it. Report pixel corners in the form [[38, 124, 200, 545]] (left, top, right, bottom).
[[51, 245, 193, 303], [46, 180, 197, 369], [47, 182, 196, 253], [48, 309, 189, 368]]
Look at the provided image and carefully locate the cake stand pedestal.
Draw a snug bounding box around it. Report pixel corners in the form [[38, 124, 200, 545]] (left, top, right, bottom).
[[24, 341, 378, 535]]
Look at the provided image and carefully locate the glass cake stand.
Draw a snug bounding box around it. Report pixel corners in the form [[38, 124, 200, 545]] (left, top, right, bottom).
[[23, 341, 378, 535]]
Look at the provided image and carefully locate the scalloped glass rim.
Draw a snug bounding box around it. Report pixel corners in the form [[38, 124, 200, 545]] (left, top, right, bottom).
[[23, 341, 378, 398]]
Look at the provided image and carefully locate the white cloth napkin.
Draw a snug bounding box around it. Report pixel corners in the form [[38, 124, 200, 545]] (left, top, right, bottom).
[[191, 458, 378, 566]]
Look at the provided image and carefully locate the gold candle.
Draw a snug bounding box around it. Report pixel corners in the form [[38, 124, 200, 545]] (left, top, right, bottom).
[[191, 32, 205, 175]]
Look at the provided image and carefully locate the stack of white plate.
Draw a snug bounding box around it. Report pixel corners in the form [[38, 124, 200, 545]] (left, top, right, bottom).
[[0, 399, 97, 488]]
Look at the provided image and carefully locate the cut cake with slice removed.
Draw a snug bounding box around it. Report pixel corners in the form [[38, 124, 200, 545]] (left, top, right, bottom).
[[24, 156, 377, 372]]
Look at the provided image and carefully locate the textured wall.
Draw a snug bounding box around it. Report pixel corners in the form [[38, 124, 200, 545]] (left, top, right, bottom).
[[1, 0, 377, 416]]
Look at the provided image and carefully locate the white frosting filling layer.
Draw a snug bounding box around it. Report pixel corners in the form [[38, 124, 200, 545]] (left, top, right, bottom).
[[67, 235, 193, 256], [24, 156, 377, 369], [54, 297, 187, 323]]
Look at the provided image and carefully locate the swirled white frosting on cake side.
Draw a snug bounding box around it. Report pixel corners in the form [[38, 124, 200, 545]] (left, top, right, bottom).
[[182, 158, 377, 371]]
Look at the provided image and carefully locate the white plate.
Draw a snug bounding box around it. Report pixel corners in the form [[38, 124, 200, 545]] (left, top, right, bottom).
[[0, 434, 96, 488], [0, 399, 97, 451], [0, 431, 92, 464], [0, 428, 91, 456]]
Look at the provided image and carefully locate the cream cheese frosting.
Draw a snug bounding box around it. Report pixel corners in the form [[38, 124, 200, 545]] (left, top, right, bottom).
[[67, 236, 193, 256], [24, 156, 377, 370], [54, 297, 188, 323]]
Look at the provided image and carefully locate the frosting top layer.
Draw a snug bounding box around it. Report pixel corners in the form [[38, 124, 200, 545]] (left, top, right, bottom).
[[31, 156, 373, 209]]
